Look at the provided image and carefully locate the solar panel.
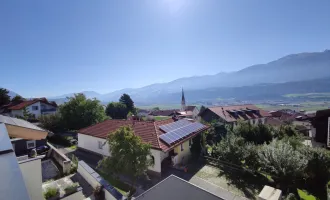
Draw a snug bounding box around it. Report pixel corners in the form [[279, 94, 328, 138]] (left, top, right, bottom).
[[159, 122, 206, 145], [159, 119, 191, 132]]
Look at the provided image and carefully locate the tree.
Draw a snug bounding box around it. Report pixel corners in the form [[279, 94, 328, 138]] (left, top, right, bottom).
[[11, 95, 25, 102], [301, 147, 330, 188], [39, 113, 64, 133], [152, 107, 160, 111], [98, 126, 153, 193], [59, 94, 107, 130], [190, 134, 202, 158], [105, 102, 128, 119], [119, 93, 135, 114], [258, 140, 307, 187], [213, 133, 246, 166], [233, 121, 273, 145], [0, 88, 10, 107]]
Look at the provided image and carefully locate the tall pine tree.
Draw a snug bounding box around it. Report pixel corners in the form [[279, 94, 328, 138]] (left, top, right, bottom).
[[119, 93, 135, 114]]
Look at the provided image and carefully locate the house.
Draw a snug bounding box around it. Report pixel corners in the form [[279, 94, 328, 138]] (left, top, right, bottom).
[[1, 98, 57, 118], [148, 109, 178, 116], [136, 175, 223, 200], [311, 109, 330, 147], [199, 104, 271, 126], [78, 118, 208, 176], [0, 115, 48, 156], [0, 115, 49, 200]]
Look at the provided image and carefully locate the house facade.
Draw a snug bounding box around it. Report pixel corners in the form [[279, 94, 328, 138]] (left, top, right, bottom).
[[3, 98, 57, 118], [311, 109, 330, 147], [199, 104, 271, 126], [78, 118, 208, 175]]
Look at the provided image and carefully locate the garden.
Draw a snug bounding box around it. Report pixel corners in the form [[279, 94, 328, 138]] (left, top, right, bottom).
[[203, 121, 330, 200]]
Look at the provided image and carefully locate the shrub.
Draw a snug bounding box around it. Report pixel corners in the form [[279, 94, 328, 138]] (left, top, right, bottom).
[[69, 155, 79, 174], [233, 121, 273, 145], [93, 185, 105, 200], [213, 133, 246, 166], [64, 183, 79, 194], [39, 113, 65, 133], [258, 140, 307, 186], [43, 187, 59, 199]]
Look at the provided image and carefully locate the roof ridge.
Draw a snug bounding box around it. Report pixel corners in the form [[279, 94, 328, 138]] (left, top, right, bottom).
[[153, 121, 162, 149]]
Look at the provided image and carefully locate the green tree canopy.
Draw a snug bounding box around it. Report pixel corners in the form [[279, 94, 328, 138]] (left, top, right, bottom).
[[233, 121, 274, 145], [59, 94, 107, 130], [258, 139, 307, 186], [98, 126, 153, 191], [39, 113, 64, 133], [105, 102, 128, 119], [152, 107, 160, 111], [119, 93, 135, 114], [11, 95, 25, 102], [0, 88, 10, 107]]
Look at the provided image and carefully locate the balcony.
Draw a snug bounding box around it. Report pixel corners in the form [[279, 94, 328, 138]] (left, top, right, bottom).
[[41, 108, 57, 114]]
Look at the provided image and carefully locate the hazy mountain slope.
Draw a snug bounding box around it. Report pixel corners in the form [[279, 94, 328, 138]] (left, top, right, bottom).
[[50, 91, 102, 99]]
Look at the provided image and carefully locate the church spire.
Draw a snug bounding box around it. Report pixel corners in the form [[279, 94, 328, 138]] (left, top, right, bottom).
[[181, 88, 186, 111]]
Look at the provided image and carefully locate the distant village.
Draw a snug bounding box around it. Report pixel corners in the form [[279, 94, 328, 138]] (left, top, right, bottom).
[[1, 88, 330, 200]]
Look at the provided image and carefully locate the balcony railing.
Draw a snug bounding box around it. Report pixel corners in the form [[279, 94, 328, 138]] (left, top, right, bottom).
[[41, 108, 57, 113]]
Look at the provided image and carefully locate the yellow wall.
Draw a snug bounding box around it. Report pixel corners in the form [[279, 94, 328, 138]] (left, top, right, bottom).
[[173, 139, 192, 165]]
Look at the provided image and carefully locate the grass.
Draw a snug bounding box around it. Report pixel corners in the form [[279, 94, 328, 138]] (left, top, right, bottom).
[[298, 189, 317, 200], [256, 103, 329, 112], [97, 171, 134, 195], [283, 93, 330, 98], [69, 145, 77, 150], [154, 116, 170, 121], [137, 104, 181, 109]]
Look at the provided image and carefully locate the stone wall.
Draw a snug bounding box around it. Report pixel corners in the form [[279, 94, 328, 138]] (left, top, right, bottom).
[[47, 142, 71, 174]]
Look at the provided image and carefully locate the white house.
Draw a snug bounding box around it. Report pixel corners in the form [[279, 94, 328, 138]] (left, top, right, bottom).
[[5, 98, 57, 118], [78, 118, 208, 176]]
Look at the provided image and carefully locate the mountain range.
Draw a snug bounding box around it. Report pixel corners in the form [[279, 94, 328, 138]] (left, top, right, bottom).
[[5, 50, 330, 105]]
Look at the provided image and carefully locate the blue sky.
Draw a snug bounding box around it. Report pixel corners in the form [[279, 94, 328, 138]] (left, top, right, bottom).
[[1, 0, 330, 97]]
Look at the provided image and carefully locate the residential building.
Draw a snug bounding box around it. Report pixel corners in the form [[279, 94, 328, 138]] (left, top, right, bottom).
[[199, 104, 271, 126], [136, 175, 223, 200], [148, 109, 178, 116], [1, 98, 57, 118], [0, 115, 49, 200], [78, 118, 208, 176]]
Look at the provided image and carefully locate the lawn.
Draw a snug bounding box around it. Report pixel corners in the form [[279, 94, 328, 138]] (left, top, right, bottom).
[[97, 171, 134, 195], [154, 116, 170, 121]]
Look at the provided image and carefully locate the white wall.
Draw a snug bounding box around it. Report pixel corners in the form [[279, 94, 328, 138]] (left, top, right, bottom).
[[19, 158, 43, 200], [78, 133, 165, 173], [11, 110, 23, 117], [27, 102, 42, 118], [78, 134, 110, 156]]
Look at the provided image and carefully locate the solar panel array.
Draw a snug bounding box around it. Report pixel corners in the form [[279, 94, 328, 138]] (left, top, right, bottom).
[[159, 119, 191, 132], [159, 122, 205, 145]]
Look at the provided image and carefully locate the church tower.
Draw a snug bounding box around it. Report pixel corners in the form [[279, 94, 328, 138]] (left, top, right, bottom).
[[181, 88, 186, 111]]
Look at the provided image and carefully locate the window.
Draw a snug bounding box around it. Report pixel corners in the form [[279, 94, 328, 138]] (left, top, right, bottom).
[[181, 144, 184, 151], [189, 139, 192, 147], [32, 106, 38, 111], [150, 155, 155, 165], [26, 140, 36, 149], [98, 141, 103, 149]]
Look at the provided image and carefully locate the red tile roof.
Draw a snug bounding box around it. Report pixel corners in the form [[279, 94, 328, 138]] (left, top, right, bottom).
[[185, 106, 196, 112], [205, 104, 271, 123], [148, 110, 178, 116], [79, 118, 208, 152], [8, 98, 57, 110]]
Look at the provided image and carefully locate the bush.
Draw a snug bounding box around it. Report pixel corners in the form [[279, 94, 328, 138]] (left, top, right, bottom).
[[258, 140, 307, 186], [69, 155, 79, 174], [64, 183, 79, 194], [233, 121, 273, 145], [39, 113, 65, 133], [213, 133, 246, 166], [93, 185, 105, 200], [43, 187, 59, 199], [47, 134, 71, 146]]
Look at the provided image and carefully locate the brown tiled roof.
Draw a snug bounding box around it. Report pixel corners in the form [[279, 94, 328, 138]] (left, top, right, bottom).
[[205, 104, 271, 123], [148, 109, 178, 116], [79, 118, 208, 152], [8, 98, 57, 110], [264, 117, 284, 127]]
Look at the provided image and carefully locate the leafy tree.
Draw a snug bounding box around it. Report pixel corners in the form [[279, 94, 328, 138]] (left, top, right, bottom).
[[11, 95, 25, 102], [258, 140, 307, 187], [301, 147, 330, 188], [274, 125, 298, 139], [119, 93, 135, 114], [152, 107, 160, 111], [105, 102, 128, 119], [98, 126, 153, 192], [0, 88, 10, 107], [213, 133, 246, 166], [39, 113, 64, 133], [60, 94, 107, 130], [233, 121, 273, 145]]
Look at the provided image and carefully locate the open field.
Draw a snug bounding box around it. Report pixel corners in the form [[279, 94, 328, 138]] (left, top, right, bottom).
[[256, 101, 330, 112], [137, 104, 181, 110], [283, 92, 330, 98]]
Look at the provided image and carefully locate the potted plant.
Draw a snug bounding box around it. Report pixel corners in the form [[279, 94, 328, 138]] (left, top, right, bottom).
[[93, 185, 105, 200], [64, 183, 79, 195], [43, 187, 59, 200]]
